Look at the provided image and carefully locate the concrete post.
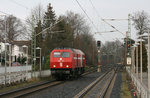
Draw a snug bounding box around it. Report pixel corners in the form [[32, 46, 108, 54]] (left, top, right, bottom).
[[97, 50, 101, 72], [148, 30, 150, 92], [136, 46, 138, 78], [40, 48, 41, 76], [140, 38, 143, 82]]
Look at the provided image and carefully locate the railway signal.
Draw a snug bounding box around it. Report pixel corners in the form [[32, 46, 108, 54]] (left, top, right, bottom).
[[97, 40, 101, 72], [97, 40, 101, 49], [127, 40, 131, 53]]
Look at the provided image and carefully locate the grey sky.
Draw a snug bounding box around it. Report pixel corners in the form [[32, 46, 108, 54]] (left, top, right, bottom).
[[0, 0, 150, 43]]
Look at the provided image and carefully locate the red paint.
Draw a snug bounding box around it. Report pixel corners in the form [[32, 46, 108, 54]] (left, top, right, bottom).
[[133, 92, 136, 96], [50, 48, 86, 69]]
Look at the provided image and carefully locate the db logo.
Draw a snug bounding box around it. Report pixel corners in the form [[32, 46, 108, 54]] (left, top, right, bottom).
[[60, 63, 63, 67]]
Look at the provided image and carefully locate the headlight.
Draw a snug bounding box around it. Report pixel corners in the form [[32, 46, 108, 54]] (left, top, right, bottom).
[[53, 65, 56, 67], [66, 65, 69, 68]]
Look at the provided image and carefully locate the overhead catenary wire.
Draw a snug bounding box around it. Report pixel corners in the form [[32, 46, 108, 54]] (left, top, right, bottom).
[[88, 0, 115, 41], [0, 11, 9, 16], [74, 0, 99, 32], [88, 0, 125, 36], [74, 0, 108, 42], [0, 10, 26, 22], [9, 0, 29, 10]]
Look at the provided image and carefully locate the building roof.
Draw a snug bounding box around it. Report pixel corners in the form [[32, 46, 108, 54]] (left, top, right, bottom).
[[11, 40, 30, 46]]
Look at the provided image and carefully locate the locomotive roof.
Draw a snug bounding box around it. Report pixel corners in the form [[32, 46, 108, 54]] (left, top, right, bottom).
[[54, 48, 84, 55]]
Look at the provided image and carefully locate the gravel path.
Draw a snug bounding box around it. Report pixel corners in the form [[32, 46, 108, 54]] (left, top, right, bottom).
[[110, 71, 122, 98], [25, 72, 103, 98]]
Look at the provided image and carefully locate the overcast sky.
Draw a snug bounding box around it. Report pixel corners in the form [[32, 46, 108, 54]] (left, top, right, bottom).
[[0, 0, 150, 43]]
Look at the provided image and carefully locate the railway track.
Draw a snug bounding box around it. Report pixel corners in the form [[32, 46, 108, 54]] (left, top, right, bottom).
[[0, 67, 97, 98], [0, 80, 64, 98], [74, 67, 119, 98]]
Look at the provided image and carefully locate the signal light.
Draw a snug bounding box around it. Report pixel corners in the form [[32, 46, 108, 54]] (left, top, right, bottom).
[[128, 44, 130, 48], [97, 41, 101, 48]]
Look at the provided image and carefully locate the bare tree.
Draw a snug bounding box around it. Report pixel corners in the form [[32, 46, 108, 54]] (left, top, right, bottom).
[[132, 10, 150, 35], [62, 11, 91, 48], [64, 11, 90, 36], [26, 3, 44, 39], [101, 40, 124, 64], [0, 15, 26, 42]]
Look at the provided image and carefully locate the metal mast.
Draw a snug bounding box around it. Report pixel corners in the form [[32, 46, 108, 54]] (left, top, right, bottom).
[[31, 15, 36, 75], [128, 14, 131, 56]]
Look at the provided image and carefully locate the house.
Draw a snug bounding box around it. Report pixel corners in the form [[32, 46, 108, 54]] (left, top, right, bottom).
[[0, 42, 5, 53], [0, 40, 30, 65], [11, 41, 30, 62]]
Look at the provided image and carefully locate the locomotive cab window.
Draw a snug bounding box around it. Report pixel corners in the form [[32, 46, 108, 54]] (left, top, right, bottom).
[[62, 52, 70, 57], [53, 52, 61, 57]]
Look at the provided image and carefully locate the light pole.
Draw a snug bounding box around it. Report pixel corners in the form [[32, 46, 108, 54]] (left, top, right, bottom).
[[4, 43, 9, 84], [131, 45, 136, 73], [137, 38, 145, 82], [0, 43, 2, 66], [148, 30, 150, 92], [36, 47, 41, 77], [0, 15, 6, 67], [22, 45, 28, 80], [138, 32, 150, 92], [8, 44, 11, 67], [135, 42, 139, 78], [3, 15, 7, 85]]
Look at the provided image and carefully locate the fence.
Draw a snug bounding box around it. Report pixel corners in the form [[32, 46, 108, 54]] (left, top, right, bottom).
[[0, 66, 51, 85], [127, 68, 150, 98]]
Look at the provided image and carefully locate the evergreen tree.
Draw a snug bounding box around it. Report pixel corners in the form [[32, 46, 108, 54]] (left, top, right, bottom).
[[43, 3, 56, 34], [42, 3, 56, 55], [51, 17, 73, 48]]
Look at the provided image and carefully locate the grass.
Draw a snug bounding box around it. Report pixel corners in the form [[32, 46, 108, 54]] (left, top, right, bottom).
[[0, 76, 53, 93], [120, 72, 132, 98]]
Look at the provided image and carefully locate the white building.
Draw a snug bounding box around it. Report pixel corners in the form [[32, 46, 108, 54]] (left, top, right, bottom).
[[0, 42, 5, 53], [0, 41, 30, 65], [11, 41, 30, 62]]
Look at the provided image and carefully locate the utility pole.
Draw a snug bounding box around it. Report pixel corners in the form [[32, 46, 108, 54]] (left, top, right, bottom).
[[128, 14, 131, 56], [31, 17, 64, 77], [125, 14, 132, 70], [125, 32, 128, 67], [31, 15, 36, 77]]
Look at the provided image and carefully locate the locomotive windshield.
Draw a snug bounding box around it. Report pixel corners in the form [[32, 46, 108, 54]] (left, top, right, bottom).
[[53, 52, 61, 57], [62, 52, 70, 57]]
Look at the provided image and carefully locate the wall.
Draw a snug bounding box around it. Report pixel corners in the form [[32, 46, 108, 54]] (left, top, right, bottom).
[[0, 66, 51, 85]]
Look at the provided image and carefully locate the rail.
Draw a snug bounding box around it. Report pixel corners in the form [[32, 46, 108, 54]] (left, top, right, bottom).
[[0, 67, 97, 97], [74, 68, 115, 98], [0, 80, 63, 98]]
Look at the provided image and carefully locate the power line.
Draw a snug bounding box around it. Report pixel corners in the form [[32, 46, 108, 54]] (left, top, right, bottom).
[[74, 0, 108, 42], [74, 0, 99, 32], [89, 0, 125, 36], [74, 0, 108, 41], [0, 11, 9, 15], [0, 10, 26, 22], [9, 0, 29, 10], [89, 0, 102, 19]]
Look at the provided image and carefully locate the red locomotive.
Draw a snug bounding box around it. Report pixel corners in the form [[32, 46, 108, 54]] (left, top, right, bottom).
[[50, 48, 86, 79]]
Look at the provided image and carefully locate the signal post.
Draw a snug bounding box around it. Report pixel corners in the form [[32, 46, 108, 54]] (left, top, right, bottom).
[[97, 41, 101, 72]]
